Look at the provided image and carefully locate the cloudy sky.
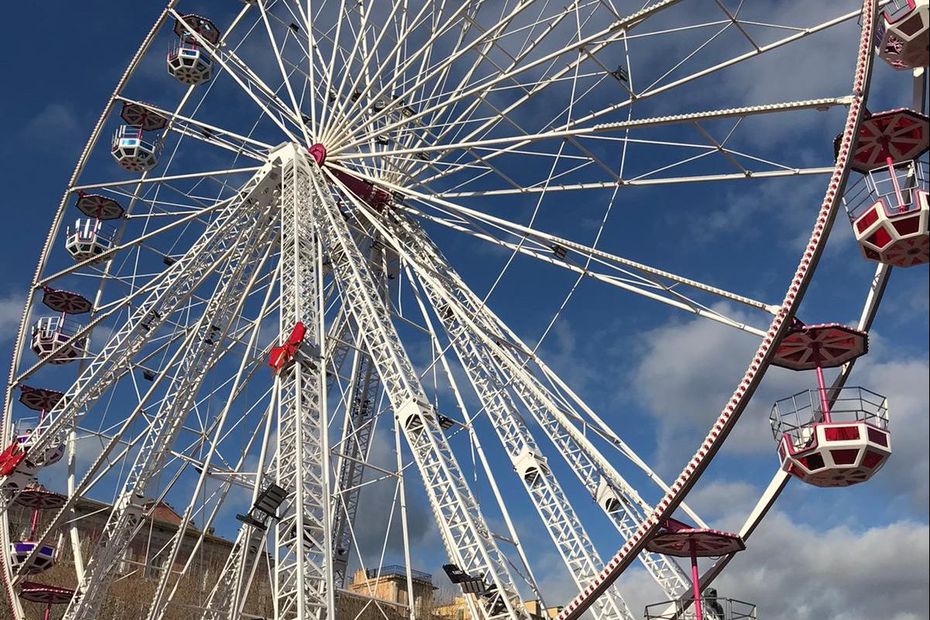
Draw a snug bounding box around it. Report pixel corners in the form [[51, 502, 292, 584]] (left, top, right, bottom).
[[0, 2, 926, 619]]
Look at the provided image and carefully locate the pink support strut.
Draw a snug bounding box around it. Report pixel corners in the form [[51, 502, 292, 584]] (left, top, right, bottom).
[[886, 156, 906, 213], [29, 509, 40, 540], [815, 365, 832, 423], [689, 539, 703, 620]]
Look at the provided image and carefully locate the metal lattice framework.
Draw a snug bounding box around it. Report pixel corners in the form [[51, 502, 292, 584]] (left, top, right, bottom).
[[1, 1, 925, 619]]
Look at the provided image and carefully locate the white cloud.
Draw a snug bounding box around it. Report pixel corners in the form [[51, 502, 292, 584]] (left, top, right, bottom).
[[854, 355, 930, 509], [628, 305, 810, 472], [716, 512, 929, 620], [0, 294, 25, 341], [686, 480, 762, 530], [21, 103, 82, 148], [628, 306, 929, 511]]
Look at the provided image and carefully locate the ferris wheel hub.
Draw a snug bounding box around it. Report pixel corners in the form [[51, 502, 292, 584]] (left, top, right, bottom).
[[308, 143, 327, 165]]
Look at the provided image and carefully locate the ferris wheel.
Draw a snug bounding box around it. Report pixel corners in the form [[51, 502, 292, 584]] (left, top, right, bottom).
[[1, 0, 927, 619]]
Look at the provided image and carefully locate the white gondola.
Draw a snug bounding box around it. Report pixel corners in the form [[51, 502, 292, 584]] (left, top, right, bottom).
[[876, 0, 929, 69], [844, 160, 929, 267], [771, 387, 891, 487], [65, 218, 115, 263], [167, 40, 213, 85], [14, 420, 65, 467], [30, 316, 87, 364], [9, 541, 57, 574], [111, 125, 159, 172]]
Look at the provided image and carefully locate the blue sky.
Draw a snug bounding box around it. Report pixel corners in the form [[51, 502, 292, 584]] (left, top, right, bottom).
[[0, 2, 927, 619]]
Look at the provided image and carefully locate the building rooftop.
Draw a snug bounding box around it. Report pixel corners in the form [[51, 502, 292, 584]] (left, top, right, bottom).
[[364, 564, 432, 583]]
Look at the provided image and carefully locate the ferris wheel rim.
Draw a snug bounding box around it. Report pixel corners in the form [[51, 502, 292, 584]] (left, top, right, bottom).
[[556, 0, 881, 615], [0, 1, 903, 618]]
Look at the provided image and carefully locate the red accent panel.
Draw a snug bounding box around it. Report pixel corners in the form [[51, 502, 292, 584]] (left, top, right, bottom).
[[801, 453, 825, 471], [867, 427, 889, 446], [268, 346, 288, 371], [772, 323, 868, 370], [856, 207, 879, 233], [824, 426, 861, 441], [14, 489, 66, 510], [830, 448, 860, 465], [330, 169, 392, 211], [867, 226, 893, 249], [0, 443, 26, 476], [861, 450, 885, 469], [851, 109, 930, 172], [41, 288, 93, 315], [898, 13, 924, 36], [18, 582, 74, 605], [308, 143, 327, 166], [287, 322, 306, 347], [891, 214, 920, 236], [268, 322, 307, 371], [18, 386, 65, 412]]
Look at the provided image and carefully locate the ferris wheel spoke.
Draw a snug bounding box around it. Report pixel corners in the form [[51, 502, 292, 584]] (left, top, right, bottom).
[[115, 97, 273, 157], [328, 161, 775, 335], [411, 0, 593, 160], [256, 2, 314, 145], [573, 5, 864, 128], [262, 6, 339, 134], [145, 274, 281, 620], [319, 0, 383, 144], [431, 164, 834, 196], [330, 313, 387, 586], [167, 8, 303, 144], [366, 4, 859, 193], [392, 1, 498, 148], [13, 323, 214, 580], [322, 0, 440, 149], [371, 210, 694, 599], [33, 200, 231, 290], [406, 206, 774, 336], [9, 166, 283, 515], [197, 380, 280, 620], [425, 111, 838, 190], [339, 0, 683, 155], [315, 160, 530, 618], [335, 0, 541, 153], [43, 242, 276, 535], [405, 246, 637, 619], [59, 196, 278, 619], [314, 0, 350, 132], [72, 166, 266, 194], [342, 96, 849, 192], [401, 260, 550, 605]]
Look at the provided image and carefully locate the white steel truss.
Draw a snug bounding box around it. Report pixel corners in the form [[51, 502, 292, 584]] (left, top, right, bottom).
[[59, 182, 279, 620], [2, 166, 282, 505], [375, 209, 692, 598], [312, 161, 529, 619], [331, 334, 381, 587], [402, 241, 633, 618], [273, 145, 333, 618]]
